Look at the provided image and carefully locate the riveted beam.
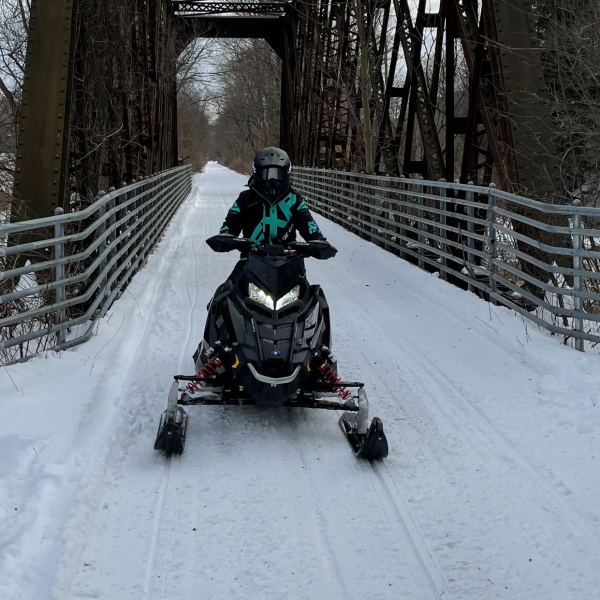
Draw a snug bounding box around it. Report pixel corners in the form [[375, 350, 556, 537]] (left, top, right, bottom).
[[13, 0, 78, 220]]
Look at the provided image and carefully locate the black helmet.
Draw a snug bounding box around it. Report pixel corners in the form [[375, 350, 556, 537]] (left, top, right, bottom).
[[252, 147, 292, 203]]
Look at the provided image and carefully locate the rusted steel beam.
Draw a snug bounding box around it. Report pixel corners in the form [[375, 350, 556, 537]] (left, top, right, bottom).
[[172, 1, 288, 16], [13, 0, 78, 219]]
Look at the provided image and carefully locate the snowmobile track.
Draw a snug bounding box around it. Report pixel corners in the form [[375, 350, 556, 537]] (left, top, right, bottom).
[[400, 344, 597, 543]]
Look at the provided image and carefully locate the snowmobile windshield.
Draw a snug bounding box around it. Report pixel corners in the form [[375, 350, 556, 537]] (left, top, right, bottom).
[[247, 252, 306, 299], [258, 166, 288, 181]]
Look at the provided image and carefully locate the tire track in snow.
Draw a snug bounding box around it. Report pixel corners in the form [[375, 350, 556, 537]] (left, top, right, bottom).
[[391, 344, 597, 542], [316, 349, 447, 596], [354, 316, 595, 548], [313, 234, 600, 597], [287, 404, 444, 599], [362, 341, 600, 595], [142, 459, 174, 600], [291, 416, 351, 599], [141, 173, 213, 600], [59, 175, 209, 599], [341, 350, 449, 597], [301, 257, 449, 596], [339, 244, 599, 542], [369, 461, 447, 598]]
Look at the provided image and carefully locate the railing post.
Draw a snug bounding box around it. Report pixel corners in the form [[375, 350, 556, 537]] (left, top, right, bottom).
[[364, 174, 372, 241], [97, 190, 108, 303], [126, 179, 136, 230], [53, 207, 67, 345], [487, 183, 497, 304], [350, 172, 356, 234], [116, 182, 127, 273], [438, 179, 447, 280], [467, 181, 475, 293], [383, 175, 390, 252], [335, 170, 342, 223], [328, 170, 333, 221], [572, 199, 584, 352], [399, 181, 406, 260], [417, 176, 424, 270], [343, 171, 351, 232], [107, 187, 117, 292]]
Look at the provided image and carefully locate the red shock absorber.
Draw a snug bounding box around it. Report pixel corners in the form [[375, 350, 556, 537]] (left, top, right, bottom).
[[187, 357, 222, 393], [320, 363, 352, 400]]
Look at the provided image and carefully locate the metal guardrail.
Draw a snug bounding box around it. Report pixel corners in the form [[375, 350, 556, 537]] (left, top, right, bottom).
[[293, 167, 600, 352], [1, 166, 192, 364]]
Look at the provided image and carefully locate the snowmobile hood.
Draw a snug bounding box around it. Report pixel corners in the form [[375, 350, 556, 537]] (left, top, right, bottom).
[[247, 252, 306, 299]]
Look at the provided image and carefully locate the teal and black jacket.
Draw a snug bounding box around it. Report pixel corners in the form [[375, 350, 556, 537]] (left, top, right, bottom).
[[219, 187, 325, 246]]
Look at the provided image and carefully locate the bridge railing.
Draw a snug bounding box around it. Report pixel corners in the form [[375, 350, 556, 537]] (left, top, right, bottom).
[[1, 166, 192, 365], [293, 167, 600, 352]]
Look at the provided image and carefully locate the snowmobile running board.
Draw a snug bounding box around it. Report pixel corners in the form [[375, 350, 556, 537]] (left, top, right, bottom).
[[154, 380, 388, 460]]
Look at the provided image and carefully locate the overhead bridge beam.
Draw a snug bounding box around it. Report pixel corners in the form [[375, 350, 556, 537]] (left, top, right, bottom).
[[173, 2, 289, 61], [172, 1, 288, 16]]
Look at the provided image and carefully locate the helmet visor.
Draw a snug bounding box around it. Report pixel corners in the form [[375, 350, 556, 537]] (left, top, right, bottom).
[[259, 166, 288, 181]]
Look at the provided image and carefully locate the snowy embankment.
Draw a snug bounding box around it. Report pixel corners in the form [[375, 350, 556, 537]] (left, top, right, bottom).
[[2, 162, 600, 600]]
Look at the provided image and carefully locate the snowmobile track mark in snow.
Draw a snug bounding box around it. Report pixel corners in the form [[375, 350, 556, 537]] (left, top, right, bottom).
[[142, 456, 175, 600], [369, 461, 447, 598], [409, 349, 599, 543]]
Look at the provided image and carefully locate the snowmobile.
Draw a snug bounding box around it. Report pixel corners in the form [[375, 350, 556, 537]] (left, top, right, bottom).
[[154, 234, 388, 460]]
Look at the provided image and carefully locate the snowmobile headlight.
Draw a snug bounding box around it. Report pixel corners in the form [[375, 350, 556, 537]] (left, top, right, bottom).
[[276, 285, 300, 311], [249, 283, 274, 310]]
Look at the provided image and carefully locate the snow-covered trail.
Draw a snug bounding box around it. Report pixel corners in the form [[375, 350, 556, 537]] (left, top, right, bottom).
[[3, 163, 600, 600], [55, 164, 442, 600]]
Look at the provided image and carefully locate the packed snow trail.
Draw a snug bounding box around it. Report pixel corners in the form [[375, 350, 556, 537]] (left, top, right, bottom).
[[3, 164, 600, 600]]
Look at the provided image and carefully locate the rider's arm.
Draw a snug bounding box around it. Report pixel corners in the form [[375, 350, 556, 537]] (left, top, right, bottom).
[[292, 194, 325, 241], [219, 195, 244, 236]]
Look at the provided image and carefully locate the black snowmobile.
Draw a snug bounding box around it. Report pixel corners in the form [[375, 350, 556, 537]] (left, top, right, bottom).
[[154, 234, 388, 460]]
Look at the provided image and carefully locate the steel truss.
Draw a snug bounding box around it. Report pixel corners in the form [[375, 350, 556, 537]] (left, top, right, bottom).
[[172, 1, 288, 16], [14, 0, 561, 220], [283, 0, 561, 201]]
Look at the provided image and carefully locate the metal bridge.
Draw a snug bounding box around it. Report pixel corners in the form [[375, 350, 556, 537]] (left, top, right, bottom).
[[13, 0, 559, 219], [3, 6, 600, 596], [3, 0, 600, 363]]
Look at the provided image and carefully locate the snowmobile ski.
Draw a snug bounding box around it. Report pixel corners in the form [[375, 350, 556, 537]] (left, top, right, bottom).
[[339, 388, 389, 460], [154, 381, 188, 455]]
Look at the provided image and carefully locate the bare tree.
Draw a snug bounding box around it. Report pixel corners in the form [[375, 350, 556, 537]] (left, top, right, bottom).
[[538, 0, 600, 206], [0, 0, 28, 207], [211, 39, 281, 172]]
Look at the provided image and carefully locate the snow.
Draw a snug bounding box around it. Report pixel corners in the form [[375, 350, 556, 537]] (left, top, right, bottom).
[[2, 162, 600, 599]]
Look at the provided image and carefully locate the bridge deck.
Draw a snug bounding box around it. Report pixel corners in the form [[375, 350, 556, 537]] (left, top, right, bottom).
[[1, 164, 600, 599]]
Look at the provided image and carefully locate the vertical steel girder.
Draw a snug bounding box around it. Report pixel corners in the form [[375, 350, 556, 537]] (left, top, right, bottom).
[[13, 0, 78, 218]]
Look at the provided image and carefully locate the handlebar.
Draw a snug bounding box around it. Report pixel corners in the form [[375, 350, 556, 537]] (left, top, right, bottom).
[[206, 235, 337, 260]]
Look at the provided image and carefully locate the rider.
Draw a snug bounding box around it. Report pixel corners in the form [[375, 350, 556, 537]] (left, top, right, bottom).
[[195, 147, 336, 369], [217, 147, 336, 281]]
